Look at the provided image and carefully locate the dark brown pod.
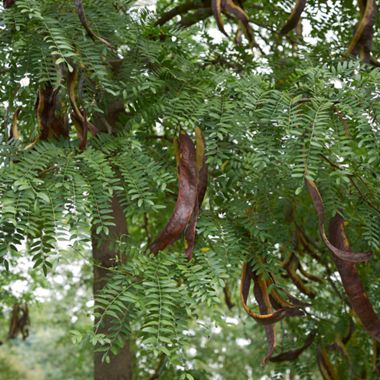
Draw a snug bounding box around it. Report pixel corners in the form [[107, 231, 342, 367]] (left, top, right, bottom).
[[75, 0, 114, 49], [224, 0, 254, 43], [305, 178, 372, 263], [212, 0, 228, 37], [317, 347, 338, 380], [346, 0, 377, 58], [329, 214, 380, 342], [283, 252, 316, 298], [150, 132, 197, 254], [280, 0, 307, 35], [36, 84, 69, 141], [184, 127, 208, 260], [3, 0, 16, 9], [240, 264, 304, 325], [67, 67, 97, 150], [270, 332, 315, 362]]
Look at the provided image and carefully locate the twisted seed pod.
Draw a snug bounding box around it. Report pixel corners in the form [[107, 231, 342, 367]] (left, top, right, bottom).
[[329, 214, 380, 342], [280, 0, 307, 35], [75, 0, 114, 49], [184, 127, 208, 260], [150, 132, 197, 254], [305, 178, 372, 263], [270, 332, 315, 362], [212, 0, 228, 37]]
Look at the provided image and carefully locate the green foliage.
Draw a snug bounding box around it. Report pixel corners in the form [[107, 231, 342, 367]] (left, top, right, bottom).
[[1, 1, 380, 379]]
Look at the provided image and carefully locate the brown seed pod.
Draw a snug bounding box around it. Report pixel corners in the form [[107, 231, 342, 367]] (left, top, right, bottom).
[[11, 107, 21, 140], [317, 347, 338, 380], [3, 0, 16, 8], [150, 132, 197, 254], [305, 178, 372, 263], [8, 303, 30, 340], [36, 84, 69, 141], [282, 252, 316, 298], [184, 127, 208, 260], [67, 67, 97, 150], [329, 214, 380, 342], [240, 263, 304, 325], [270, 332, 315, 362], [75, 0, 114, 49], [212, 0, 254, 43], [212, 0, 228, 37], [280, 0, 307, 35], [346, 0, 377, 60], [241, 263, 305, 363]]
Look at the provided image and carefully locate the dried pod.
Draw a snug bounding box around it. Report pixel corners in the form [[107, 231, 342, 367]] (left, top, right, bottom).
[[212, 0, 228, 37], [241, 263, 292, 325], [67, 67, 97, 150], [3, 0, 16, 8], [280, 0, 307, 35], [283, 252, 316, 298], [266, 277, 309, 310], [317, 347, 338, 380], [11, 107, 21, 140], [75, 0, 114, 49], [150, 132, 197, 254], [36, 84, 69, 141], [224, 0, 254, 43], [212, 0, 254, 43], [329, 214, 380, 342], [184, 127, 208, 260], [346, 0, 377, 62], [305, 178, 372, 263], [270, 332, 315, 362], [8, 303, 30, 340]]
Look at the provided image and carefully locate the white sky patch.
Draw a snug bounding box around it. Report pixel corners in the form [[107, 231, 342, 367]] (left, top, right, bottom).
[[236, 338, 251, 347]]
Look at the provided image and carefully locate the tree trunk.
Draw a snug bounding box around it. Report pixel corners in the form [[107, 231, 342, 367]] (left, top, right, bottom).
[[92, 195, 133, 380]]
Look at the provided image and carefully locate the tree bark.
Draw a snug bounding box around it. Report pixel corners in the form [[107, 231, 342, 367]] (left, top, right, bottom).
[[92, 195, 133, 380]]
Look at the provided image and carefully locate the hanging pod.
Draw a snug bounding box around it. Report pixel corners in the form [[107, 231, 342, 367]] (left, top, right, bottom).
[[240, 263, 305, 363], [150, 131, 198, 254], [67, 67, 97, 150], [211, 0, 254, 44], [329, 214, 380, 342], [184, 127, 208, 260], [305, 178, 372, 263], [317, 347, 338, 380], [346, 0, 379, 65], [269, 331, 315, 362], [280, 0, 307, 35]]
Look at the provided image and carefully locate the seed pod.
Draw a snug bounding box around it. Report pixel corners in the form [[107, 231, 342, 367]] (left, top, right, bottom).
[[241, 264, 304, 322], [67, 67, 97, 150], [283, 252, 316, 298], [270, 332, 315, 362], [329, 214, 380, 342], [280, 0, 307, 35], [224, 0, 254, 44], [212, 0, 228, 37], [150, 132, 197, 254], [3, 0, 16, 8], [266, 277, 309, 310], [75, 0, 114, 49], [184, 127, 208, 260], [317, 347, 338, 380], [11, 108, 21, 140], [305, 178, 372, 263], [346, 0, 377, 59], [36, 84, 69, 141], [212, 0, 254, 43], [252, 270, 276, 364]]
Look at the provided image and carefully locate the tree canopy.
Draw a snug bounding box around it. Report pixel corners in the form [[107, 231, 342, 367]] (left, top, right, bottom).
[[1, 1, 380, 379]]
